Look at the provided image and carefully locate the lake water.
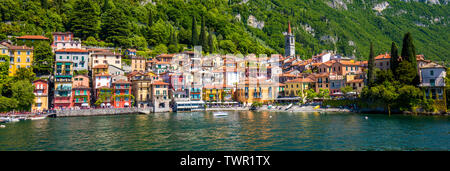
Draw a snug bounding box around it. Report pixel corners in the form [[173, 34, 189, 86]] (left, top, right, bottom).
[[0, 111, 448, 151]]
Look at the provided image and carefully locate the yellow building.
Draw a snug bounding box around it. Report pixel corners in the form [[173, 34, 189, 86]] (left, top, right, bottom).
[[202, 84, 234, 102], [92, 64, 108, 75], [284, 77, 315, 97], [31, 79, 49, 112], [236, 79, 284, 105], [131, 56, 146, 72], [5, 44, 33, 76]]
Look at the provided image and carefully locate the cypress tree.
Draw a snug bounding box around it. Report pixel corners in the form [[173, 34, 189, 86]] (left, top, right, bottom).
[[401, 32, 419, 85], [208, 28, 214, 53], [390, 42, 400, 79], [367, 42, 375, 87], [200, 15, 208, 52], [191, 15, 198, 47]]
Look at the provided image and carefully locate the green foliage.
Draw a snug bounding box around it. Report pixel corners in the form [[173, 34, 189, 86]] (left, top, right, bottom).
[[0, 96, 19, 112], [390, 42, 400, 79], [101, 8, 131, 48], [74, 69, 88, 76], [11, 80, 35, 111], [375, 69, 394, 85], [304, 88, 317, 101], [395, 60, 416, 85], [317, 88, 330, 99], [14, 68, 36, 82], [33, 42, 54, 76], [400, 32, 419, 85], [340, 86, 353, 95], [251, 101, 263, 108], [69, 0, 101, 40], [367, 42, 375, 87], [153, 44, 168, 56]]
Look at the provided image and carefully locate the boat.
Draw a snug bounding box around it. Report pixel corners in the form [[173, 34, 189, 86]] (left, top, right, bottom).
[[285, 103, 293, 110], [8, 118, 20, 122], [29, 116, 46, 120], [213, 112, 228, 116], [314, 105, 320, 110]]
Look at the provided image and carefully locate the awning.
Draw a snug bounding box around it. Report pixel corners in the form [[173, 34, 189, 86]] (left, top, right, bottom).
[[81, 103, 89, 107], [124, 102, 129, 106], [101, 103, 105, 107], [106, 103, 111, 106]]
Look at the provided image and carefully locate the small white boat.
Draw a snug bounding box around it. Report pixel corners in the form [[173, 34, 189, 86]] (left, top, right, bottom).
[[285, 103, 293, 110], [30, 116, 46, 120], [213, 112, 228, 116], [8, 118, 20, 122], [0, 125, 5, 128]]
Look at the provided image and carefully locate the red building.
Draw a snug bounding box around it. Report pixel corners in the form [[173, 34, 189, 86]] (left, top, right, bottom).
[[71, 75, 91, 108], [113, 79, 132, 108]]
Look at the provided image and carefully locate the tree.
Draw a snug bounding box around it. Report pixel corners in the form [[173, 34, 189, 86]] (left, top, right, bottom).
[[11, 80, 35, 111], [401, 32, 419, 85], [390, 42, 400, 79], [340, 86, 354, 96], [362, 81, 399, 114], [153, 44, 168, 56], [375, 69, 394, 85], [102, 0, 115, 12], [200, 15, 208, 52], [33, 42, 54, 76], [101, 8, 130, 47], [317, 88, 330, 99], [397, 85, 423, 111], [367, 42, 375, 87], [305, 88, 317, 102], [208, 28, 214, 53], [14, 68, 36, 82], [191, 15, 198, 47], [69, 0, 101, 40], [219, 40, 237, 54], [396, 60, 416, 85]]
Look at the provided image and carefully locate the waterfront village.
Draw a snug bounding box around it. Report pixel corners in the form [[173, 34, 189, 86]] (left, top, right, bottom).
[[0, 23, 447, 119]]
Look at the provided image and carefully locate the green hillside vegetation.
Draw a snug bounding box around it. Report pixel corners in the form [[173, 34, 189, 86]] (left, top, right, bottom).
[[0, 0, 448, 64]]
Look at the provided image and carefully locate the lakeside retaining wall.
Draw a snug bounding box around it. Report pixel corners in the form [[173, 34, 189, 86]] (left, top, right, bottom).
[[54, 108, 151, 117]]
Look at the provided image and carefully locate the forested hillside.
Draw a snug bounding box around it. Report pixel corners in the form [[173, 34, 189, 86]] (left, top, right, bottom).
[[0, 0, 448, 63]]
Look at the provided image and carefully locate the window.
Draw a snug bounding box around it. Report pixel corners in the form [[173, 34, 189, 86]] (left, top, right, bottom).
[[60, 56, 62, 59], [54, 36, 57, 42], [17, 57, 20, 62], [26, 57, 30, 62], [27, 51, 30, 55], [430, 70, 434, 76], [18, 51, 21, 55]]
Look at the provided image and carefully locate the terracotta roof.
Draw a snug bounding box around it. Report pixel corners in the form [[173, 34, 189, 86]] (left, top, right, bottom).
[[152, 81, 169, 86], [6, 45, 33, 50], [311, 63, 322, 67], [16, 35, 49, 40], [93, 64, 108, 69], [32, 79, 48, 84], [278, 73, 296, 77], [91, 52, 122, 56], [347, 79, 364, 83], [157, 54, 175, 58], [156, 61, 171, 65], [52, 32, 73, 35], [55, 48, 88, 53], [420, 62, 446, 69], [314, 73, 330, 77], [285, 77, 315, 83], [95, 73, 111, 77], [113, 79, 131, 84], [375, 53, 390, 60], [203, 84, 234, 89], [322, 60, 337, 67], [339, 60, 361, 66], [74, 75, 89, 79], [127, 49, 137, 52]]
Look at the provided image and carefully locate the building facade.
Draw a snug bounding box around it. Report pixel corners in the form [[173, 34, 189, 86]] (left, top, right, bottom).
[[72, 75, 90, 108], [31, 79, 49, 112], [55, 48, 89, 71], [113, 79, 132, 108]]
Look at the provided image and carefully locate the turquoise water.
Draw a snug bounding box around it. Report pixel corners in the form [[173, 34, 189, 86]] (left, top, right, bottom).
[[0, 111, 448, 151]]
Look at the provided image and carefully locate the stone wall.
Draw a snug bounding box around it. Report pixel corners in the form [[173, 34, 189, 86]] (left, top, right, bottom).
[[55, 108, 150, 117]]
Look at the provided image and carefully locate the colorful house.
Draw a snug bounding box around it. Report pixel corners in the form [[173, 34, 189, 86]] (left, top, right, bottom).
[[419, 62, 447, 112], [151, 81, 170, 112], [202, 84, 235, 102], [72, 75, 90, 108], [284, 77, 315, 97], [55, 48, 89, 71], [113, 79, 132, 108], [94, 73, 112, 107], [91, 51, 122, 70], [374, 53, 391, 71], [131, 56, 146, 72], [31, 79, 49, 112], [92, 64, 109, 75], [54, 62, 73, 109], [235, 79, 282, 105], [51, 32, 81, 50], [1, 42, 33, 76]]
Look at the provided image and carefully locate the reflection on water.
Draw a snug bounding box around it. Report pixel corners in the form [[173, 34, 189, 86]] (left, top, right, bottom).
[[0, 111, 449, 151]]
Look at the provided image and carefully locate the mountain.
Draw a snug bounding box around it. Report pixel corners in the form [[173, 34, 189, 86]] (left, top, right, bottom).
[[0, 0, 448, 64]]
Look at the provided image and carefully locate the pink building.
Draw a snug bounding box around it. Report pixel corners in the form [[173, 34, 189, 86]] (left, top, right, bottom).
[[112, 79, 132, 108], [72, 75, 91, 108], [52, 32, 81, 50]]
